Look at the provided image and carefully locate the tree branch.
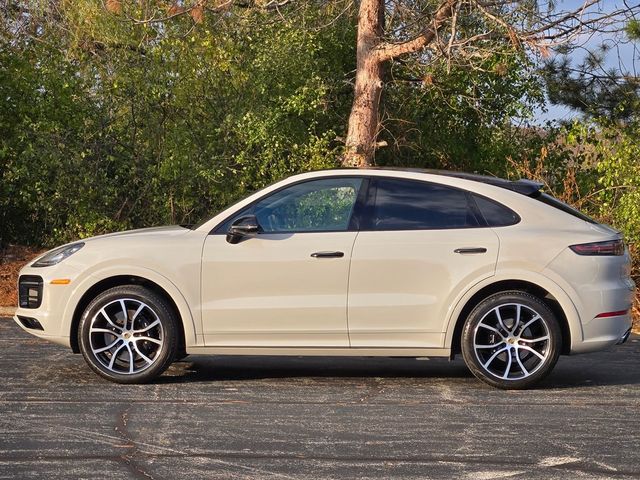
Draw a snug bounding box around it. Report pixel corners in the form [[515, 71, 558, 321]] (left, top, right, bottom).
[[375, 0, 457, 61]]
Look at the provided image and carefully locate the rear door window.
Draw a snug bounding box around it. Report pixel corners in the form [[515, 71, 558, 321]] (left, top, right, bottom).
[[365, 178, 481, 230]]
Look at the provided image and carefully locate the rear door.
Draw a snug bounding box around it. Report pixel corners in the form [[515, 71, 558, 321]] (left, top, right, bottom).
[[348, 177, 499, 348]]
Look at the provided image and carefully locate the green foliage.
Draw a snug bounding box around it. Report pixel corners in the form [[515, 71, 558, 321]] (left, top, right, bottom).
[[594, 122, 640, 244], [0, 1, 549, 247], [626, 20, 640, 40], [535, 119, 640, 247], [6, 0, 633, 254], [378, 51, 544, 174], [0, 2, 354, 246], [504, 118, 640, 254], [542, 45, 640, 122], [0, 41, 100, 245]]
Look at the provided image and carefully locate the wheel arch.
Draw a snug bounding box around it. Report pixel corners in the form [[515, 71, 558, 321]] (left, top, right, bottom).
[[68, 273, 194, 355], [447, 278, 576, 358]]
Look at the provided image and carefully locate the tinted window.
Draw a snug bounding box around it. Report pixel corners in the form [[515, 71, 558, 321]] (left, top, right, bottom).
[[367, 179, 479, 230], [218, 178, 363, 233], [472, 194, 520, 227]]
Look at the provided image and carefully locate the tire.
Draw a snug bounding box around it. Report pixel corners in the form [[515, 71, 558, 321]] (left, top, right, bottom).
[[78, 285, 179, 384], [461, 291, 561, 389]]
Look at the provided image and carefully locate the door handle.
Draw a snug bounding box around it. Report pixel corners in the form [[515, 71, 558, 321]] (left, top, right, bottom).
[[454, 247, 487, 254], [310, 251, 344, 258]]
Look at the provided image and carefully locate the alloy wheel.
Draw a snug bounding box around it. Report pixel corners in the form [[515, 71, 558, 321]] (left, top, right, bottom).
[[473, 303, 551, 381], [88, 298, 164, 375]]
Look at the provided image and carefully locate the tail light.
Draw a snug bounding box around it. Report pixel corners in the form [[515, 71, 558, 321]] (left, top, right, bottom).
[[569, 239, 624, 256]]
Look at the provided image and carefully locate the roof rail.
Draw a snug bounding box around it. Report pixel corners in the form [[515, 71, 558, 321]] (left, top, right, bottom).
[[361, 167, 544, 196]]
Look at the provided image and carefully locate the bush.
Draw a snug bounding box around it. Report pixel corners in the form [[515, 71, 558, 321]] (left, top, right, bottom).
[[0, 5, 354, 247]]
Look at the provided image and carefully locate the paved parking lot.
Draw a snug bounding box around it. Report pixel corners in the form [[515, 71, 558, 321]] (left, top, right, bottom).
[[1, 318, 639, 479]]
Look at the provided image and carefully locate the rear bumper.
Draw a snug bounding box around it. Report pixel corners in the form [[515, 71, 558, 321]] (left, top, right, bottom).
[[571, 311, 633, 354], [543, 247, 635, 355]]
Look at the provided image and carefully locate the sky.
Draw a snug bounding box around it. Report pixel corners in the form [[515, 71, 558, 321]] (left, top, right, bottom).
[[537, 0, 639, 122]]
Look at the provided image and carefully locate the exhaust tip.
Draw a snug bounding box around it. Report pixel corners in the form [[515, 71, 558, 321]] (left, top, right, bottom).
[[617, 328, 632, 345]]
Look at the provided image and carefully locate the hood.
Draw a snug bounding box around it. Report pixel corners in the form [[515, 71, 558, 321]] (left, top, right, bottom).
[[83, 225, 191, 243]]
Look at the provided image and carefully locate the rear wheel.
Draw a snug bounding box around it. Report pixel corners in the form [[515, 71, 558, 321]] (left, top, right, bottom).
[[78, 285, 178, 384], [461, 291, 561, 389]]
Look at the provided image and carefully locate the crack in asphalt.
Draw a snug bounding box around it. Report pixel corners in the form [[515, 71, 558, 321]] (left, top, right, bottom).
[[114, 404, 158, 480]]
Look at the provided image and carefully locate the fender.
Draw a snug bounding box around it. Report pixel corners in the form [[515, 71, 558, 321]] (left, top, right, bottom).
[[61, 264, 201, 347], [443, 269, 584, 352]]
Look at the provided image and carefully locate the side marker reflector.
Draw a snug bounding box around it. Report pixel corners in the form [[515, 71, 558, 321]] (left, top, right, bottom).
[[50, 279, 71, 285], [595, 310, 629, 319]]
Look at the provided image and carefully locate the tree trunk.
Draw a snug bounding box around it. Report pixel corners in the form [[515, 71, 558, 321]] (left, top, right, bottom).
[[342, 0, 385, 167]]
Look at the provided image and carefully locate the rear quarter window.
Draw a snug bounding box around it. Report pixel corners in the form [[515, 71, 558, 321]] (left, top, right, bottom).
[[472, 194, 520, 227]]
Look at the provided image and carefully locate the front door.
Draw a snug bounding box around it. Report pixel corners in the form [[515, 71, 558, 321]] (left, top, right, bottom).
[[201, 177, 364, 347]]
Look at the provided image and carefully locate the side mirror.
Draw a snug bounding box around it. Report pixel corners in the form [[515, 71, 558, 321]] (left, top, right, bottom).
[[226, 215, 262, 244]]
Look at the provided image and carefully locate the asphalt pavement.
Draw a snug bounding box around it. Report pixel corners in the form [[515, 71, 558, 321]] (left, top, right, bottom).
[[1, 318, 639, 479]]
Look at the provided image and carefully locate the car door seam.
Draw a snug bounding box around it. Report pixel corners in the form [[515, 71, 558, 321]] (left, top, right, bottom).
[[345, 231, 360, 348]]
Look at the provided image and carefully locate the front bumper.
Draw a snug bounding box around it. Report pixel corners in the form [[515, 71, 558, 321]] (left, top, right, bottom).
[[13, 264, 80, 348]]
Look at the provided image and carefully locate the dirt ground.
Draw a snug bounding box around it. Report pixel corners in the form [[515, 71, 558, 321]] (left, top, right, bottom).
[[0, 245, 45, 307], [1, 244, 638, 331]]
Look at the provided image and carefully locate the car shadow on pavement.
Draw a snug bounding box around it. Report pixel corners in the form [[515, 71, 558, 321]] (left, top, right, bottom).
[[158, 355, 476, 384], [155, 339, 640, 389]]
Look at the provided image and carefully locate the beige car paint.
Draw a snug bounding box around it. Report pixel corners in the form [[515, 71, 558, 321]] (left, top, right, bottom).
[[201, 231, 358, 347], [14, 169, 634, 358], [347, 227, 499, 348]]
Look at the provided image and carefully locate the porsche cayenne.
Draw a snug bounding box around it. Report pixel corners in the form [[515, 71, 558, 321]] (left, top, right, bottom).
[[15, 169, 634, 388]]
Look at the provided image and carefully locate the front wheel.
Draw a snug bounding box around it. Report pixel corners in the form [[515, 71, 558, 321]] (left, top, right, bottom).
[[461, 291, 562, 389], [78, 285, 179, 384]]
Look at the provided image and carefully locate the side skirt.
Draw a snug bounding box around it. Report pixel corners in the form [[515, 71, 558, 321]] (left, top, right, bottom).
[[186, 346, 451, 357]]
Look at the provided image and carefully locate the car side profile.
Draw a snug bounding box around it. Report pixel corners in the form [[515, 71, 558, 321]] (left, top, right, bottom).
[[15, 169, 634, 388]]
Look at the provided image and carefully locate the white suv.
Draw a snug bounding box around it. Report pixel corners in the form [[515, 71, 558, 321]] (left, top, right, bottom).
[[15, 169, 635, 388]]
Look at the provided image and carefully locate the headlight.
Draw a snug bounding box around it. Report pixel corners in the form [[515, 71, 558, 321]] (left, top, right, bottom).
[[32, 242, 85, 267]]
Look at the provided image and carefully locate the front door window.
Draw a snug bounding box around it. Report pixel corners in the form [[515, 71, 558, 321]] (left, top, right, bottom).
[[219, 177, 363, 233]]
